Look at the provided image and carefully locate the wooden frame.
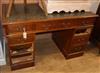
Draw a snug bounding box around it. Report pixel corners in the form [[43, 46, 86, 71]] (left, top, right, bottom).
[[0, 0, 2, 19], [6, 0, 47, 17]]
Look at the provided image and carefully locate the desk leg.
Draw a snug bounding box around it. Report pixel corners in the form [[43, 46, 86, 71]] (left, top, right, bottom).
[[52, 29, 75, 59]]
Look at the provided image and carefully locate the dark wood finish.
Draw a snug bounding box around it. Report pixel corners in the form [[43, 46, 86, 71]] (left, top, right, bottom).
[[11, 60, 34, 70], [35, 19, 80, 33], [91, 4, 100, 42], [71, 34, 89, 47], [90, 3, 100, 53], [7, 33, 35, 45], [52, 18, 95, 59], [2, 4, 98, 70], [90, 3, 100, 43], [52, 29, 76, 59], [6, 23, 35, 35]]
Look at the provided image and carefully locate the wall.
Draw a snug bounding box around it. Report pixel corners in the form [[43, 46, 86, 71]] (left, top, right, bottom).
[[47, 0, 100, 13]]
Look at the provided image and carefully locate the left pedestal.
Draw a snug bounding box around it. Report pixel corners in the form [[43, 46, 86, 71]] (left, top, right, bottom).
[[6, 33, 35, 70]]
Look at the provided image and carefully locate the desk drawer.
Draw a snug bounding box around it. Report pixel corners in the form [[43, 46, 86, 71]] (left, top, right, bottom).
[[7, 33, 35, 45], [71, 34, 89, 47], [79, 18, 95, 26], [36, 20, 78, 32], [71, 27, 92, 47], [7, 23, 35, 34], [69, 46, 83, 53]]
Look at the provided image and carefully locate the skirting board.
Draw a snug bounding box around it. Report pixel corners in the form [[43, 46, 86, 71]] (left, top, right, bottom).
[[0, 39, 6, 66]]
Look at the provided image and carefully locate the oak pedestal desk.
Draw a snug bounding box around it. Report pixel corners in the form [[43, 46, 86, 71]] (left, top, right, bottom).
[[2, 4, 98, 70]]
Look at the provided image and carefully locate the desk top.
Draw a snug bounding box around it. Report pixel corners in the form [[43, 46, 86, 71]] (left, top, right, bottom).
[[2, 4, 98, 25]]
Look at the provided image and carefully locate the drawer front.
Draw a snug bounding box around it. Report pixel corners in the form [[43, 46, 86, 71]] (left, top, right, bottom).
[[10, 43, 33, 58], [79, 18, 95, 26], [36, 19, 79, 32], [7, 33, 35, 45], [11, 54, 33, 64], [71, 34, 89, 47], [7, 23, 35, 34], [69, 46, 83, 53]]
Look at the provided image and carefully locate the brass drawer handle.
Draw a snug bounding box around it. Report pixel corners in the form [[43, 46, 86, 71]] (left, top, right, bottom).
[[23, 28, 27, 39]]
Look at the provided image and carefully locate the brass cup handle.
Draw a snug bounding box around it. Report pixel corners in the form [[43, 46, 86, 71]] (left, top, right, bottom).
[[23, 28, 27, 39]]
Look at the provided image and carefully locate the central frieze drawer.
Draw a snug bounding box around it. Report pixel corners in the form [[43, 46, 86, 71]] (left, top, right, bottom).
[[36, 20, 79, 32], [7, 33, 35, 45], [6, 23, 35, 34]]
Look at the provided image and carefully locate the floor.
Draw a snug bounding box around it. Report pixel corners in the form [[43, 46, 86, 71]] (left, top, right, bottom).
[[0, 38, 100, 73]]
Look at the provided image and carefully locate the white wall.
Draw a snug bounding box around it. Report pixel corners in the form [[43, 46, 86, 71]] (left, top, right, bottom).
[[47, 0, 100, 13]]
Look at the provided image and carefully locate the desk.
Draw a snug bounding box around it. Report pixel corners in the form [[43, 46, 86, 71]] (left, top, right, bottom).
[[2, 4, 98, 70]]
